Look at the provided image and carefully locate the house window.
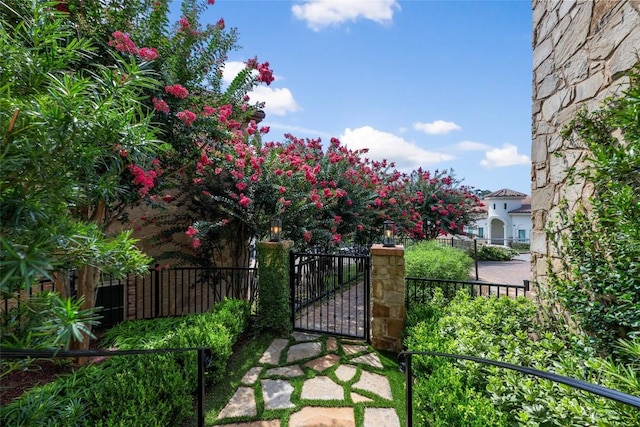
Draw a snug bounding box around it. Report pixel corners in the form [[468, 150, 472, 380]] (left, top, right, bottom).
[[518, 229, 526, 241], [493, 203, 496, 210], [504, 203, 507, 209], [478, 227, 484, 238]]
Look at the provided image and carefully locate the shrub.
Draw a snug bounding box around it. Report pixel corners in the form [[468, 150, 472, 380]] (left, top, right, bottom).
[[405, 240, 473, 280], [404, 292, 640, 426], [0, 372, 89, 427], [510, 242, 530, 252], [470, 244, 519, 261], [0, 299, 250, 426]]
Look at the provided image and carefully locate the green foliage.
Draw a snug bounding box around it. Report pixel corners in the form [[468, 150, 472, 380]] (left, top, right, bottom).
[[0, 371, 89, 427], [546, 65, 640, 358], [405, 292, 640, 426], [405, 240, 473, 280], [0, 298, 250, 426], [256, 242, 292, 334], [1, 292, 101, 376], [471, 244, 519, 261], [0, 2, 155, 293], [510, 242, 530, 252]]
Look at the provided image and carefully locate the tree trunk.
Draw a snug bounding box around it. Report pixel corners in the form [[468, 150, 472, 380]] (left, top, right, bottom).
[[70, 264, 100, 365]]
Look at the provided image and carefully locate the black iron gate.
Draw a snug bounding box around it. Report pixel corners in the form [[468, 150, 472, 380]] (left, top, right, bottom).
[[289, 250, 371, 340]]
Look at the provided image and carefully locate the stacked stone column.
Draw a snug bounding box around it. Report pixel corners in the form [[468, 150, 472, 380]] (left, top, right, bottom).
[[370, 244, 405, 352]]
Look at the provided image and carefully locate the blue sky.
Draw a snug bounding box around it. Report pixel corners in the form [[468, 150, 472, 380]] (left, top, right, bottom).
[[174, 0, 533, 194]]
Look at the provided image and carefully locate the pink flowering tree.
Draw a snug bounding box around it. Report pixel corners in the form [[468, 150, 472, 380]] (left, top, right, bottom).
[[401, 169, 483, 239], [46, 0, 483, 270]]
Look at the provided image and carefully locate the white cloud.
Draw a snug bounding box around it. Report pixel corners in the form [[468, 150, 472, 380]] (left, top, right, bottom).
[[453, 140, 493, 151], [251, 86, 300, 116], [340, 126, 455, 170], [292, 0, 400, 31], [222, 61, 246, 83], [480, 144, 530, 168], [266, 122, 332, 138], [222, 61, 300, 116], [413, 120, 461, 135]]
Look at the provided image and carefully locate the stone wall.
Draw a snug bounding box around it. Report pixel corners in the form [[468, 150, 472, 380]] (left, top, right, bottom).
[[370, 244, 405, 352], [531, 0, 640, 287]]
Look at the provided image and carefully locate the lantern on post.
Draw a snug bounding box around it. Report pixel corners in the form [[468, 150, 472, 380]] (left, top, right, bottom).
[[269, 218, 282, 242], [383, 219, 396, 247]]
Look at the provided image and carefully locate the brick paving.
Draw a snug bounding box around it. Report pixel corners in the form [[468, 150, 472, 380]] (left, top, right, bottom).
[[215, 333, 400, 426], [476, 253, 531, 285]]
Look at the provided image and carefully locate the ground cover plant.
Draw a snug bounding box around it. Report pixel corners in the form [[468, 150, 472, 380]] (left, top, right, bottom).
[[404, 290, 640, 426], [0, 298, 250, 426]]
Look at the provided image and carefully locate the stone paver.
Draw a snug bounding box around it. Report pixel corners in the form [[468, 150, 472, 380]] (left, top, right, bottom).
[[259, 338, 289, 365], [334, 364, 357, 382], [304, 354, 340, 372], [217, 334, 401, 427], [223, 421, 280, 427], [241, 367, 262, 385], [289, 407, 355, 427], [292, 331, 320, 341], [218, 387, 257, 419], [326, 336, 338, 352], [300, 376, 344, 400], [342, 344, 369, 355], [262, 379, 295, 410], [265, 365, 304, 378], [350, 352, 383, 368], [286, 341, 322, 363], [363, 407, 400, 427], [351, 392, 373, 403], [353, 370, 393, 400]]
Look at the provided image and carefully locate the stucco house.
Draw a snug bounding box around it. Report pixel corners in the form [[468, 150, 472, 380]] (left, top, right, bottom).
[[465, 189, 532, 246]]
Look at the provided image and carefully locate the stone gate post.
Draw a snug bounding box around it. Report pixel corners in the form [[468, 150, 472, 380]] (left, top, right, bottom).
[[370, 244, 405, 352]]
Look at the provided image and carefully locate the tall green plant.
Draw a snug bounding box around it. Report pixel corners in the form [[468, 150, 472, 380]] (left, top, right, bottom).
[[0, 2, 155, 298], [546, 65, 640, 359]]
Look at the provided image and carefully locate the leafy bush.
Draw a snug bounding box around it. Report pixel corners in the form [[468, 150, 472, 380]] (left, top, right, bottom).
[[510, 242, 530, 252], [0, 372, 88, 427], [545, 66, 640, 358], [470, 244, 519, 261], [405, 240, 473, 280], [404, 291, 640, 426], [0, 298, 250, 426]]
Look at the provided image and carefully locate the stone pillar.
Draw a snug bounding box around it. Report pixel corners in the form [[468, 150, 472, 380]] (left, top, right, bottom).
[[370, 244, 405, 352], [256, 240, 293, 334]]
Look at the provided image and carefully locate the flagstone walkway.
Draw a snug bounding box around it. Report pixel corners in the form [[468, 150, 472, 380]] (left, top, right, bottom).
[[214, 332, 401, 427]]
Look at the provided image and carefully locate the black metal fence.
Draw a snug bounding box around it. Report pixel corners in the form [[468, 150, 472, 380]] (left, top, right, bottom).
[[397, 351, 640, 427], [405, 277, 529, 310], [290, 251, 370, 339], [1, 266, 258, 328], [1, 347, 210, 427]]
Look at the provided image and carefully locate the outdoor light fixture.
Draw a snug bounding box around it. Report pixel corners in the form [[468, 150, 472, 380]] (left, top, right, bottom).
[[270, 218, 282, 242], [383, 219, 396, 247]]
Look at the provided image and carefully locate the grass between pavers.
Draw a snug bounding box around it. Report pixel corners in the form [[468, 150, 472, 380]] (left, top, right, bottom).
[[207, 331, 406, 427]]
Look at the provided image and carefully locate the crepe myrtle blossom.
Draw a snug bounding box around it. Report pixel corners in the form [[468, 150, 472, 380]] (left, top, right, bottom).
[[165, 84, 189, 99], [177, 110, 197, 126], [185, 226, 198, 237], [152, 97, 170, 114]]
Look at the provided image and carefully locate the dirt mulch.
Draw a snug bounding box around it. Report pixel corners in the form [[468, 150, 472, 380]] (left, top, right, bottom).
[[1, 359, 75, 406]]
